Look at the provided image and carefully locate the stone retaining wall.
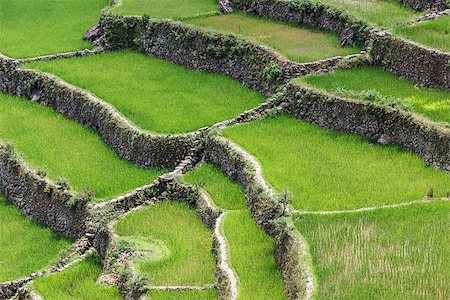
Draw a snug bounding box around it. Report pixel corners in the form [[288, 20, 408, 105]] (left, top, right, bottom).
[[228, 0, 370, 47], [0, 65, 195, 169], [0, 142, 89, 239], [370, 31, 450, 91], [283, 84, 450, 171], [399, 0, 448, 10]]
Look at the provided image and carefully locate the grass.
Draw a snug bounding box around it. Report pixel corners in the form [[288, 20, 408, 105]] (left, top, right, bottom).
[[111, 0, 219, 20], [32, 254, 121, 300], [295, 201, 450, 299], [223, 114, 450, 211], [222, 210, 286, 299], [395, 16, 450, 53], [25, 51, 264, 134], [0, 92, 165, 201], [149, 289, 217, 299], [187, 12, 359, 63], [0, 0, 107, 58], [114, 201, 216, 286], [0, 193, 71, 282], [309, 0, 421, 28], [296, 66, 450, 124], [182, 163, 247, 210]]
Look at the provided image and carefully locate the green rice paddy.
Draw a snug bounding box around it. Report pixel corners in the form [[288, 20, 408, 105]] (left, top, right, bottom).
[[187, 12, 359, 63], [295, 201, 450, 299], [32, 254, 122, 300], [309, 0, 421, 28], [0, 0, 107, 58], [0, 193, 71, 282], [182, 163, 247, 210], [0, 92, 164, 201], [25, 51, 264, 134], [114, 201, 216, 286], [296, 66, 450, 124], [395, 16, 450, 53], [111, 0, 219, 20], [223, 114, 449, 211], [149, 289, 217, 299]]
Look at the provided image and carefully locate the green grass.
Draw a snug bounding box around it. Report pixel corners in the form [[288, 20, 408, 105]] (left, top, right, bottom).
[[111, 0, 219, 20], [395, 16, 450, 53], [114, 201, 216, 286], [25, 51, 264, 134], [149, 289, 217, 299], [0, 92, 165, 201], [297, 66, 450, 124], [187, 12, 359, 63], [295, 201, 450, 299], [222, 210, 286, 299], [182, 163, 247, 210], [0, 193, 71, 282], [310, 0, 421, 28], [0, 0, 107, 58], [32, 254, 121, 300], [223, 115, 450, 211]]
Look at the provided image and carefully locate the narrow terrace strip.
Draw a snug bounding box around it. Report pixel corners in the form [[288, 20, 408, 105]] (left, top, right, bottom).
[[110, 0, 220, 20], [187, 12, 360, 63], [25, 50, 265, 134], [0, 92, 165, 201], [296, 66, 450, 124]]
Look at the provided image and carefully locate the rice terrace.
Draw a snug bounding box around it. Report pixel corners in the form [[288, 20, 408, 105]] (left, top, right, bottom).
[[0, 0, 449, 299]]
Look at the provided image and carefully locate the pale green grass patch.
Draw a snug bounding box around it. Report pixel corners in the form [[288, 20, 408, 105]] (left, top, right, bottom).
[[223, 115, 449, 211], [112, 0, 219, 20], [222, 210, 286, 299], [295, 201, 450, 299], [25, 51, 264, 134], [114, 201, 216, 286], [0, 0, 107, 58], [187, 12, 359, 63], [310, 0, 421, 28], [0, 92, 165, 201], [395, 16, 450, 53], [0, 193, 71, 282], [296, 66, 450, 124], [32, 254, 121, 300]]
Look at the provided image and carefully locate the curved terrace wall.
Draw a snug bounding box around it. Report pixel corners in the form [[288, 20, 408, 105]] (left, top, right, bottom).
[[0, 64, 194, 169], [0, 142, 89, 239], [283, 84, 450, 171], [370, 31, 450, 91], [227, 0, 370, 47], [399, 0, 448, 10]]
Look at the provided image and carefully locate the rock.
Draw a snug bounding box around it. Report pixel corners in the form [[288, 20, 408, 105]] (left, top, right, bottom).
[[83, 23, 101, 42], [377, 134, 391, 145], [339, 28, 355, 47]]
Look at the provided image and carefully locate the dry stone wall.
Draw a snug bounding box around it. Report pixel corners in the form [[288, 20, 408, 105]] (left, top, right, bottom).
[[398, 0, 448, 10], [227, 0, 370, 47], [283, 84, 450, 171], [0, 142, 89, 239], [0, 64, 195, 169], [370, 31, 450, 91]]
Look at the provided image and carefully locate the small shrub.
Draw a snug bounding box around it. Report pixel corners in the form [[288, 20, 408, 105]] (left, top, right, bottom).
[[55, 176, 71, 191], [266, 64, 283, 81]]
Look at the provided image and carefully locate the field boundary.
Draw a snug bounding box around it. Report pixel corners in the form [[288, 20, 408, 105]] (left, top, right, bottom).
[[291, 197, 450, 215]]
